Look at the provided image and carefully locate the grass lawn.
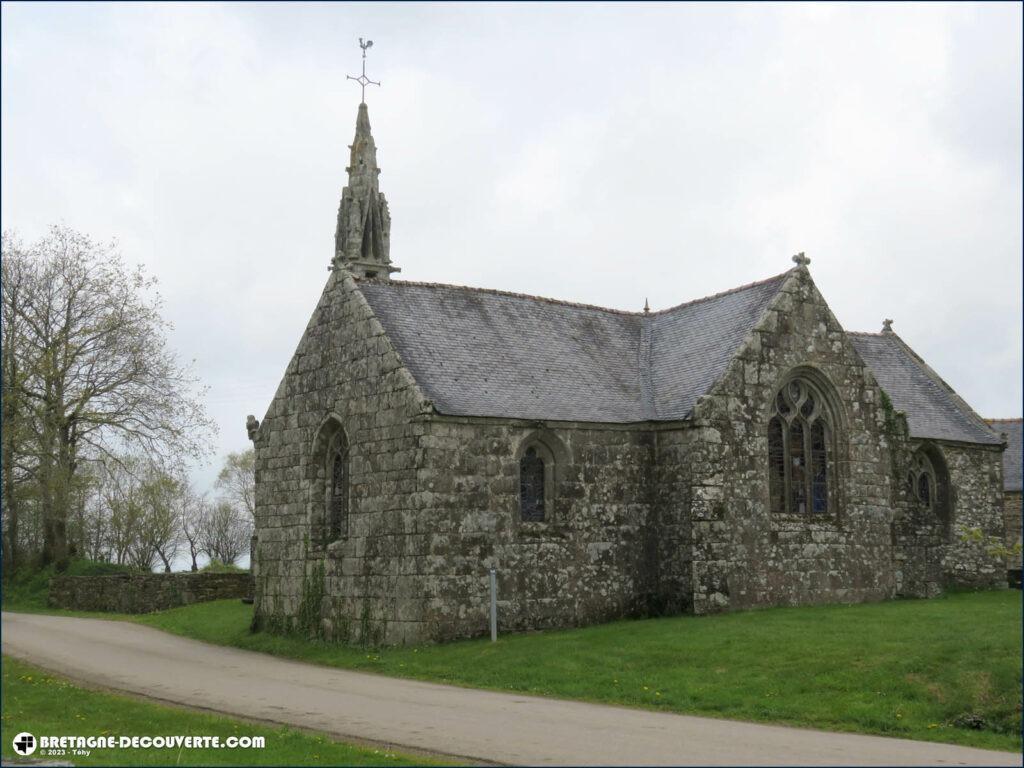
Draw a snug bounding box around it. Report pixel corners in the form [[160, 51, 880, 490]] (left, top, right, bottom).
[[5, 588, 1021, 753], [0, 656, 452, 766]]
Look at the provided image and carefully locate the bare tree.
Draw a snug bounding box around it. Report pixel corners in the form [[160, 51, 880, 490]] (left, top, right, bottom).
[[99, 457, 146, 567], [200, 500, 252, 566], [178, 485, 208, 572], [215, 450, 255, 520], [139, 469, 182, 573], [1, 225, 215, 569]]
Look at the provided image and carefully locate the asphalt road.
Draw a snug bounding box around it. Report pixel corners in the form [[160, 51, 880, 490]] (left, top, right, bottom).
[[2, 612, 1020, 766]]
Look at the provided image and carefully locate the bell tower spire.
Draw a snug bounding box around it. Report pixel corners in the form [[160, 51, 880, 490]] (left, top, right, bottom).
[[333, 39, 398, 280]]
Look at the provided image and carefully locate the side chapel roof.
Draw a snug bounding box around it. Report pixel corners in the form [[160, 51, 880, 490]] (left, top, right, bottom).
[[849, 332, 1002, 446]]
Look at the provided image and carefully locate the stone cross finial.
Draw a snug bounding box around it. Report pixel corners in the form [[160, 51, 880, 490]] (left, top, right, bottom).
[[346, 38, 380, 103], [643, 298, 650, 314], [882, 319, 894, 333], [791, 252, 811, 267]]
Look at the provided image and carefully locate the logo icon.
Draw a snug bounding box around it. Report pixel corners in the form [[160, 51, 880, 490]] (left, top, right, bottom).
[[13, 732, 36, 756]]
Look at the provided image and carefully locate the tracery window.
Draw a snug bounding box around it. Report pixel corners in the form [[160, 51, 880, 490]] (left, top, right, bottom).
[[768, 378, 834, 516], [327, 430, 349, 540], [519, 446, 546, 522], [907, 452, 937, 509]]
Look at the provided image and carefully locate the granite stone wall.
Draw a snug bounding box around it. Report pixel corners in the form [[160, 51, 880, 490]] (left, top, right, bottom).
[[890, 438, 950, 599], [680, 266, 897, 614], [251, 270, 427, 645], [1005, 491, 1022, 577], [940, 443, 1006, 589], [403, 421, 657, 642], [252, 266, 1006, 646], [48, 572, 252, 613]]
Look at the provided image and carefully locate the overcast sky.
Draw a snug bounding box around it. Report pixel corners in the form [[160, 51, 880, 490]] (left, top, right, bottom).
[[3, 2, 1021, 493]]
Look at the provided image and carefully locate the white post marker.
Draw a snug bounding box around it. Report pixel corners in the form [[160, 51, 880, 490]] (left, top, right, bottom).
[[489, 567, 498, 642]]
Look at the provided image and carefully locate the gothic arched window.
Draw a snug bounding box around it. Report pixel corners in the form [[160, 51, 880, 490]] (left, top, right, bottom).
[[905, 446, 952, 538], [908, 451, 938, 510], [327, 430, 349, 541], [768, 377, 835, 516], [519, 446, 546, 522]]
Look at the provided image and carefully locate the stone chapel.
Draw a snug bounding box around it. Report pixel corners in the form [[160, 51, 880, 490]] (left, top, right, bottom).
[[248, 102, 1007, 645]]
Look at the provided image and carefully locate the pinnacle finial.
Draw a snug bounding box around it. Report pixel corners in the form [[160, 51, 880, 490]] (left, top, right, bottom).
[[643, 298, 650, 314], [882, 318, 894, 333], [791, 252, 810, 267], [346, 37, 380, 103]]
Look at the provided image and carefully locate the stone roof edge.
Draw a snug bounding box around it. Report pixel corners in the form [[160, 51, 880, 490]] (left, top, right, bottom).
[[345, 271, 437, 416], [259, 270, 345, 430], [647, 268, 796, 317], [986, 417, 1023, 425], [356, 268, 795, 319], [911, 435, 1007, 451], [885, 330, 1002, 445]]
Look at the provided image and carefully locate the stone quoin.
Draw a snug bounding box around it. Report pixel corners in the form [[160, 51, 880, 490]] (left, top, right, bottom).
[[247, 101, 1007, 645]]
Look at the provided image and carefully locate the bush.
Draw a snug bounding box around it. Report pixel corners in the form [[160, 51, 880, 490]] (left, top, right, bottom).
[[200, 559, 246, 574]]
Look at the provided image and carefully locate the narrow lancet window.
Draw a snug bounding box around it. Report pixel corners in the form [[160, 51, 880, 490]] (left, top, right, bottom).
[[328, 432, 349, 540], [519, 446, 546, 522]]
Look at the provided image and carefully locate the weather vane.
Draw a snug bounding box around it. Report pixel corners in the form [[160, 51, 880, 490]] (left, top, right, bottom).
[[347, 37, 380, 103]]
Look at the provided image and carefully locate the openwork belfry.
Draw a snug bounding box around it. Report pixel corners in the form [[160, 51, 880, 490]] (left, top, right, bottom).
[[248, 86, 1009, 646]]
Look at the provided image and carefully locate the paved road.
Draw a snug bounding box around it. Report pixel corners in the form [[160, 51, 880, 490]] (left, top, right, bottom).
[[3, 612, 1020, 766]]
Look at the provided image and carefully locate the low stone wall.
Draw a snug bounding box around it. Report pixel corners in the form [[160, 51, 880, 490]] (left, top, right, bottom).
[[49, 572, 252, 613]]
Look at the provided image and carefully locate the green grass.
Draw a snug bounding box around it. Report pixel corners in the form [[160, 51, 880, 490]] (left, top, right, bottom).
[[127, 591, 1023, 752], [1, 656, 451, 766], [5, 587, 1021, 753]]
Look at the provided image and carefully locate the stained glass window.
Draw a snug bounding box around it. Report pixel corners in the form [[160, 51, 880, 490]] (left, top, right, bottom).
[[520, 447, 546, 522], [811, 421, 828, 514], [769, 377, 833, 516], [768, 418, 786, 514], [328, 434, 348, 540]]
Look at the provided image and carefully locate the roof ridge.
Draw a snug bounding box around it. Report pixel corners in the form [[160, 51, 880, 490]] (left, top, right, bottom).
[[358, 277, 643, 316], [647, 269, 794, 317], [360, 268, 794, 319], [986, 417, 1023, 424], [848, 330, 885, 337]]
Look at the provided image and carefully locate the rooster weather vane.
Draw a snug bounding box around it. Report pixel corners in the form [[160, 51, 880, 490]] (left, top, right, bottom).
[[347, 38, 380, 103]]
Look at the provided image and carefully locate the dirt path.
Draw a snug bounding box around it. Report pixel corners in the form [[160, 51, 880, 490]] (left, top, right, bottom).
[[2, 612, 1019, 766]]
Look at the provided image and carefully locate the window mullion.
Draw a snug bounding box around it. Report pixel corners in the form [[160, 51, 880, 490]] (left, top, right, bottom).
[[782, 419, 792, 515], [804, 419, 812, 515]]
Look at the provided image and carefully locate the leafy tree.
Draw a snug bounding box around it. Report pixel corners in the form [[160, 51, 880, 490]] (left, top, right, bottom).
[[215, 449, 255, 520], [0, 225, 214, 569]]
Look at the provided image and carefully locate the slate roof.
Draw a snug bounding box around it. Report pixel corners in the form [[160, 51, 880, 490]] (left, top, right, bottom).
[[987, 419, 1022, 492], [649, 276, 788, 419], [359, 273, 789, 423], [849, 333, 1001, 446], [359, 274, 1000, 447]]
